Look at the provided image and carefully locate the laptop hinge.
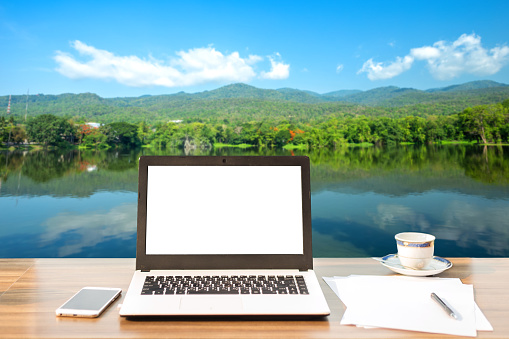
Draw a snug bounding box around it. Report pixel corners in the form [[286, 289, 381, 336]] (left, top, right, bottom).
[[141, 269, 150, 272]]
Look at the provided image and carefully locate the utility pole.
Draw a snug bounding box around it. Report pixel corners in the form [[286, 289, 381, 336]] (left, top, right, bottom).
[[7, 94, 11, 115]]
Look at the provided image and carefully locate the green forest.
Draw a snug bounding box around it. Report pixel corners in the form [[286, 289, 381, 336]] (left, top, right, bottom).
[[1, 82, 509, 149]]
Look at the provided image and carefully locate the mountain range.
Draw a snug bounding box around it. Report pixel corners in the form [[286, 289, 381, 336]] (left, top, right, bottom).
[[128, 80, 509, 105], [1, 80, 508, 123]]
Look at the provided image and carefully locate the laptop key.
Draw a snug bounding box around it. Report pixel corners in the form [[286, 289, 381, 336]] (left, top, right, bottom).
[[188, 289, 239, 294]]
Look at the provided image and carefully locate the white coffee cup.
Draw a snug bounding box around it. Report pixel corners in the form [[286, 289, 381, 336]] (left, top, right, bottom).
[[395, 232, 435, 269]]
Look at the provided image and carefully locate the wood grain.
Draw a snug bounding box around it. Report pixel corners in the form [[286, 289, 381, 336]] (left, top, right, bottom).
[[0, 258, 507, 338], [0, 259, 33, 296]]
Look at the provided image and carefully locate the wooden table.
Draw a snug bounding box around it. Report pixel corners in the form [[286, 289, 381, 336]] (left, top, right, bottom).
[[0, 258, 507, 338]]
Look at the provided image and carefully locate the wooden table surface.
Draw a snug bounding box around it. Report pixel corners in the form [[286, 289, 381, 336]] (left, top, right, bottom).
[[0, 258, 507, 338]]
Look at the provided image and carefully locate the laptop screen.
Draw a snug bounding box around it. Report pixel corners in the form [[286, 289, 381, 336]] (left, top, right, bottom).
[[146, 166, 303, 255], [136, 156, 313, 271]]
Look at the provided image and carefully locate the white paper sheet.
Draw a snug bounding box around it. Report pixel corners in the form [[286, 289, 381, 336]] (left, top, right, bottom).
[[323, 275, 493, 336], [341, 281, 476, 337]]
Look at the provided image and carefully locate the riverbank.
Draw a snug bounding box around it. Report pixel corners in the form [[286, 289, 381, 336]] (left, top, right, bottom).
[[3, 140, 509, 151]]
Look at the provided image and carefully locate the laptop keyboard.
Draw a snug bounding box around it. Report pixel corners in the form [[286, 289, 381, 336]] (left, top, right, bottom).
[[141, 275, 309, 295]]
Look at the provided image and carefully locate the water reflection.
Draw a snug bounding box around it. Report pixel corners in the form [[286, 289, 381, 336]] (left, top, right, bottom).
[[0, 145, 508, 258], [41, 202, 137, 257]]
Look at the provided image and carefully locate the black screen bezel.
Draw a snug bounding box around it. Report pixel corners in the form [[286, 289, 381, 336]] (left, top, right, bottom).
[[136, 156, 313, 271]]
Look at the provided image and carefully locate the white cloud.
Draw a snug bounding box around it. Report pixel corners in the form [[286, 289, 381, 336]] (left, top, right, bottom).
[[410, 46, 441, 59], [54, 41, 287, 87], [260, 54, 290, 80], [358, 34, 509, 81], [357, 55, 414, 80], [336, 64, 344, 73], [412, 34, 509, 80]]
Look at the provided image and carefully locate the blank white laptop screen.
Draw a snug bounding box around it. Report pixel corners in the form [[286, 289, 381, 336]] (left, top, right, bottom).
[[145, 166, 304, 255]]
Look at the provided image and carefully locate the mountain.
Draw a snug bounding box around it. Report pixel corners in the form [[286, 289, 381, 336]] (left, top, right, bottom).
[[360, 85, 509, 107], [190, 83, 326, 103], [334, 86, 421, 105], [1, 80, 508, 124], [333, 81, 509, 106], [275, 88, 325, 102], [426, 80, 508, 93]]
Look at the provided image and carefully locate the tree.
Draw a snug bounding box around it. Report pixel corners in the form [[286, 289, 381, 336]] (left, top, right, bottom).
[[137, 122, 150, 145], [457, 105, 506, 144], [101, 122, 140, 147], [82, 128, 108, 148], [404, 116, 426, 143], [274, 129, 292, 147], [10, 126, 27, 144], [26, 114, 75, 146], [77, 124, 95, 145]]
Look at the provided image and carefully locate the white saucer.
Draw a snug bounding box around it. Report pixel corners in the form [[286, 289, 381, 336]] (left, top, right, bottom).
[[376, 254, 453, 276]]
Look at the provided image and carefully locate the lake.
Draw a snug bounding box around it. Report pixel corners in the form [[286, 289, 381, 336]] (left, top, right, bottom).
[[1, 144, 508, 258]]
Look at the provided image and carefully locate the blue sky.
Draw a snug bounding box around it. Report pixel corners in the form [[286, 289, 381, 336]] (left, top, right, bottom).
[[1, 0, 509, 98]]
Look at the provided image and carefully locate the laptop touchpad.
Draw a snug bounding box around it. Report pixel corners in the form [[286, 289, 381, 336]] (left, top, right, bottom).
[[179, 297, 243, 312]]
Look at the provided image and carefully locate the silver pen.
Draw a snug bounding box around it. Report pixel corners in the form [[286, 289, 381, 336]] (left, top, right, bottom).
[[431, 292, 459, 320]]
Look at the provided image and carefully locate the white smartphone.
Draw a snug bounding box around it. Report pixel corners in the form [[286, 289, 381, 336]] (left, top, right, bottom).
[[56, 287, 122, 318]]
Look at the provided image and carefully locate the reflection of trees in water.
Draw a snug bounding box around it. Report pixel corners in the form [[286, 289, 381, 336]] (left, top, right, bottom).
[[1, 144, 508, 195], [1, 149, 140, 182], [0, 150, 141, 197], [21, 151, 76, 182], [0, 152, 25, 182], [0, 147, 292, 197], [101, 150, 139, 172], [309, 144, 509, 187], [461, 145, 508, 184]]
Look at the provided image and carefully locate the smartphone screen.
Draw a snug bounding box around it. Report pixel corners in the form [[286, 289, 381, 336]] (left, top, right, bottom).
[[57, 287, 121, 317]]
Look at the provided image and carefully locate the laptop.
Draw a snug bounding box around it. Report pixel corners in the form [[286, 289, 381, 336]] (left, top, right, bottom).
[[119, 156, 330, 317]]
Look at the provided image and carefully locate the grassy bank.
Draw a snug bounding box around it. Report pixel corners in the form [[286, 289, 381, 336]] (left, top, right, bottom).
[[214, 143, 253, 149], [438, 140, 477, 145], [283, 144, 309, 150]]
